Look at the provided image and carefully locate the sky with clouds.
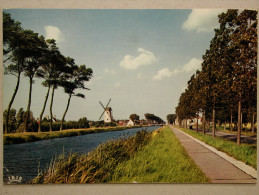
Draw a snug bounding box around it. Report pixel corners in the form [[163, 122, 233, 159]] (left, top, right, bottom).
[[3, 9, 226, 121]]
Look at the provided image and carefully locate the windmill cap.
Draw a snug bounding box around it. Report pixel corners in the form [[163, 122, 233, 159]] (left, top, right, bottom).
[[105, 107, 112, 111]]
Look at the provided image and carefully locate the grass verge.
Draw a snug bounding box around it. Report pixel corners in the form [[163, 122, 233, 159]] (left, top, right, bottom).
[[30, 126, 209, 183], [29, 129, 152, 184], [3, 126, 144, 145], [177, 126, 257, 169], [110, 126, 210, 183]]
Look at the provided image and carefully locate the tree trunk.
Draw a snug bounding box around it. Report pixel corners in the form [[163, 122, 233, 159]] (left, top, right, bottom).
[[196, 115, 199, 132], [218, 120, 220, 131], [230, 110, 233, 132], [60, 94, 72, 131], [49, 86, 55, 132], [38, 85, 50, 132], [234, 122, 237, 131], [202, 110, 206, 135], [224, 121, 226, 130], [212, 108, 215, 138], [5, 72, 21, 134], [241, 112, 243, 132], [24, 76, 33, 132], [185, 118, 187, 129], [252, 113, 255, 134], [237, 100, 242, 145]]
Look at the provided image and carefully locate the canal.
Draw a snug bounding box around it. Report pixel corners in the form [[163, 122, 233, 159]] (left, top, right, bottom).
[[3, 126, 160, 184]]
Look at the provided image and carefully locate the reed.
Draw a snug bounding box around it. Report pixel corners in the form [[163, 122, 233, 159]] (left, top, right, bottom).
[[30, 129, 153, 184]]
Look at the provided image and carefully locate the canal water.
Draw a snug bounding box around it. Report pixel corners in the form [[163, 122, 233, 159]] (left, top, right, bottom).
[[3, 126, 160, 184]]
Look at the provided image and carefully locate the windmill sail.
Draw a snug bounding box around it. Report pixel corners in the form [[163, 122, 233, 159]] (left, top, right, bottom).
[[99, 99, 113, 122]]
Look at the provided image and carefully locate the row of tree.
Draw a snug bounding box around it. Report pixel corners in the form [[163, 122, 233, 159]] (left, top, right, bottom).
[[175, 9, 257, 145], [144, 113, 165, 124], [3, 12, 93, 134], [3, 107, 90, 133]]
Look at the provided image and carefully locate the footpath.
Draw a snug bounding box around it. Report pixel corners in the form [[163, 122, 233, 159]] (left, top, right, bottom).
[[169, 125, 257, 183]]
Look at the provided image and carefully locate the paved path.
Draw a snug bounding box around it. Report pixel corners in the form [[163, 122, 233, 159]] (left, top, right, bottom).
[[169, 125, 257, 183]]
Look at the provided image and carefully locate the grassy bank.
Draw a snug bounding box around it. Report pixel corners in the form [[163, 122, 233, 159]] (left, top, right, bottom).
[[30, 129, 153, 184], [177, 126, 257, 169], [3, 125, 144, 145], [111, 126, 209, 183], [30, 126, 209, 183]]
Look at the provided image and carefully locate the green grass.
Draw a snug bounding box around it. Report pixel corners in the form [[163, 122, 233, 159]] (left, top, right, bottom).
[[3, 125, 144, 145], [30, 126, 209, 183], [30, 129, 153, 184], [110, 126, 210, 183], [218, 129, 256, 136], [177, 126, 257, 169]]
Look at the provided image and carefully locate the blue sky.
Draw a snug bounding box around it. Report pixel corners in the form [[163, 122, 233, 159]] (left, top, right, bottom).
[[3, 9, 225, 121]]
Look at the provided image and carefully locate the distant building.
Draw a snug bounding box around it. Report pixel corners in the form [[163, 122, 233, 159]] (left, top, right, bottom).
[[117, 120, 129, 126], [127, 119, 135, 126], [175, 116, 202, 126]]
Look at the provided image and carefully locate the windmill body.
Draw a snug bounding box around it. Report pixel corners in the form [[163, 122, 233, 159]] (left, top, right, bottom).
[[99, 99, 113, 123], [104, 107, 113, 123]]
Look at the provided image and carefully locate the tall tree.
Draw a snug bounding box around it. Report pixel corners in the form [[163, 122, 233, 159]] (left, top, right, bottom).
[[3, 12, 24, 134], [23, 30, 48, 132], [60, 64, 93, 131], [217, 10, 257, 144], [47, 51, 68, 131], [37, 39, 64, 132]]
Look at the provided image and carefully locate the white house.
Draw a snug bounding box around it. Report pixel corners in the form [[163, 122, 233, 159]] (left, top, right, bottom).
[[175, 116, 202, 126], [127, 119, 135, 126]]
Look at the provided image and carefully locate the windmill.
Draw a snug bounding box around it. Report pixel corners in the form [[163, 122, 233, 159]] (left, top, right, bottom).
[[99, 98, 113, 123]]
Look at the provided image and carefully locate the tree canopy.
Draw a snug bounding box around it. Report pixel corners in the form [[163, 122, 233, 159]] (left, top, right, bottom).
[[175, 9, 257, 144]]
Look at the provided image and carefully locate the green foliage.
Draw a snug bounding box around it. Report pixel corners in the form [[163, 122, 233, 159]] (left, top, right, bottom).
[[59, 63, 93, 130], [144, 113, 165, 124], [3, 12, 94, 133], [77, 117, 90, 128], [16, 108, 24, 126], [3, 108, 16, 133], [91, 120, 104, 127], [129, 114, 140, 123], [103, 122, 117, 127], [167, 114, 177, 124], [111, 126, 209, 183], [29, 129, 152, 183], [175, 9, 257, 140], [3, 12, 23, 60], [90, 121, 117, 127]]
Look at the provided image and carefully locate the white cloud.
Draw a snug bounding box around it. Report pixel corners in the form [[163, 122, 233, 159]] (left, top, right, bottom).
[[119, 48, 157, 70], [182, 9, 226, 32], [153, 58, 202, 81], [153, 68, 174, 81], [104, 68, 117, 75], [114, 81, 121, 88], [182, 58, 202, 72], [44, 25, 65, 43]]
